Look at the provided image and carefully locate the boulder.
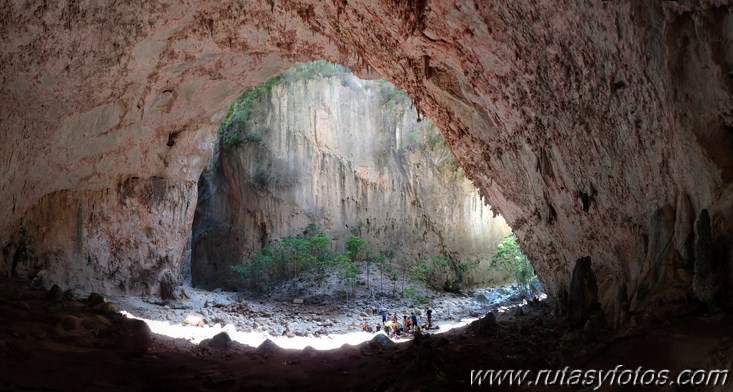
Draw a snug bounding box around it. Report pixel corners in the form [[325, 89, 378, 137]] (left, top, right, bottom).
[[119, 318, 152, 355], [368, 333, 396, 350], [206, 332, 232, 351], [255, 339, 280, 355], [183, 312, 205, 327], [47, 285, 63, 302], [99, 302, 117, 315], [86, 293, 105, 306], [469, 312, 497, 336], [59, 315, 82, 331]]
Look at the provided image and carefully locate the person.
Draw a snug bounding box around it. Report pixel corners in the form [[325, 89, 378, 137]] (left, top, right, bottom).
[[411, 311, 419, 332], [426, 307, 433, 329], [392, 313, 398, 325], [381, 310, 387, 325], [376, 323, 382, 332], [403, 316, 411, 333], [384, 320, 393, 336], [361, 321, 373, 333]]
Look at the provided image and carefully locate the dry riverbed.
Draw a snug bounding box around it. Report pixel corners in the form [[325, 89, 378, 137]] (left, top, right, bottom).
[[110, 280, 542, 349]]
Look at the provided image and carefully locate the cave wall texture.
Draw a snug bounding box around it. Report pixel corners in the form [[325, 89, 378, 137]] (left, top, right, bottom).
[[1, 1, 732, 327], [192, 73, 512, 289]]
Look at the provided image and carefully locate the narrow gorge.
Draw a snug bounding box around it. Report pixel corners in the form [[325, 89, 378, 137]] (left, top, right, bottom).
[[192, 64, 511, 290]]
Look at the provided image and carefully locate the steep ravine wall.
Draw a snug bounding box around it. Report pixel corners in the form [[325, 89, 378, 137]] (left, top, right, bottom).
[[1, 1, 731, 328], [191, 74, 512, 289]]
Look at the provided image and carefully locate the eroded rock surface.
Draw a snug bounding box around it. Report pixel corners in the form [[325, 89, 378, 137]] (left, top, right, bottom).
[[1, 1, 732, 324], [192, 72, 511, 289]]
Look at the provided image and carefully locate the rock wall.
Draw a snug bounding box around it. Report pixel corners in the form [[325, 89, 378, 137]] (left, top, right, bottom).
[[191, 72, 512, 289], [1, 1, 731, 326]]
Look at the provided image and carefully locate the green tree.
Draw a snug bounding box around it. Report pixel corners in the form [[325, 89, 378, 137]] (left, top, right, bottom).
[[490, 234, 535, 295], [232, 245, 275, 295], [411, 258, 430, 291], [395, 257, 410, 295], [335, 253, 359, 302], [345, 235, 367, 261], [279, 236, 309, 279], [456, 258, 480, 287], [429, 255, 452, 289], [370, 246, 388, 294], [345, 235, 370, 288], [231, 224, 335, 295], [308, 234, 333, 281]]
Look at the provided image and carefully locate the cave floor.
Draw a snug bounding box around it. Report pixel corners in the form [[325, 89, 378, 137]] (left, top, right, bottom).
[[107, 279, 529, 348], [0, 279, 731, 391]]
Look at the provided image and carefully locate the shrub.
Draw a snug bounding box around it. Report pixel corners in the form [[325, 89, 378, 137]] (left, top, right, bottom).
[[231, 224, 343, 295], [345, 235, 367, 262], [218, 74, 280, 148], [252, 163, 269, 188], [336, 253, 359, 301], [243, 131, 263, 143], [490, 234, 535, 294], [280, 60, 350, 84], [410, 258, 430, 290], [225, 133, 243, 147]]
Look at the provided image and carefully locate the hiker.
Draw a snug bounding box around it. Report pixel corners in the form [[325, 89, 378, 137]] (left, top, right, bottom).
[[376, 323, 382, 332], [392, 313, 398, 325], [426, 307, 433, 329], [361, 321, 373, 332], [381, 310, 387, 325], [384, 320, 393, 336], [410, 311, 419, 332], [403, 316, 410, 333]]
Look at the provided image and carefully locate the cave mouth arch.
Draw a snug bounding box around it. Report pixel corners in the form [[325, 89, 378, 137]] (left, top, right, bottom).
[[1, 2, 729, 346], [131, 59, 540, 348], [2, 2, 732, 389], [189, 59, 523, 295]]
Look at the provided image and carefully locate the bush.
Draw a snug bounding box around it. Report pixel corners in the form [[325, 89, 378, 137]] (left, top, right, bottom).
[[280, 60, 351, 84], [345, 235, 367, 262], [231, 224, 342, 295], [218, 75, 280, 148], [490, 234, 535, 294], [225, 133, 243, 147], [252, 163, 269, 188], [243, 131, 263, 143], [376, 81, 409, 106], [336, 253, 359, 301]]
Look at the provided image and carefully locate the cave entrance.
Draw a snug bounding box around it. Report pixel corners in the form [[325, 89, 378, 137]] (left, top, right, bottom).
[[123, 61, 542, 350]]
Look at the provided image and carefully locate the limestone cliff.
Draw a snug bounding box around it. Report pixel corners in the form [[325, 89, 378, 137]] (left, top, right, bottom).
[[191, 70, 511, 289], [1, 1, 731, 327]]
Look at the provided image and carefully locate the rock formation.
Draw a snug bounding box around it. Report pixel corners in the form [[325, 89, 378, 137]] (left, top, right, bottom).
[[191, 69, 511, 289], [1, 1, 731, 326]]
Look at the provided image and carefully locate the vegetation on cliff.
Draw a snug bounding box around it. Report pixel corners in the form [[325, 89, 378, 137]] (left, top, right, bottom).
[[205, 61, 516, 297]]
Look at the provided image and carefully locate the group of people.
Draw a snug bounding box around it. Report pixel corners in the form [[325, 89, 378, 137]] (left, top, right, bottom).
[[360, 307, 434, 339]]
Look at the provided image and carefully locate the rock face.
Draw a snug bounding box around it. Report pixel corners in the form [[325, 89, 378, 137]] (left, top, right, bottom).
[[191, 71, 511, 289], [1, 1, 732, 325]]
